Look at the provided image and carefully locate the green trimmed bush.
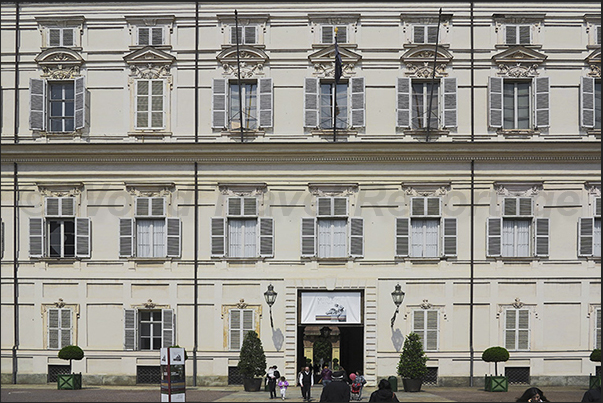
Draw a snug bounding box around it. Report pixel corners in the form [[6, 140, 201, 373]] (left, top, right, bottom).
[[397, 332, 428, 379], [590, 349, 601, 362], [58, 345, 84, 372], [237, 331, 266, 379], [481, 346, 509, 376]]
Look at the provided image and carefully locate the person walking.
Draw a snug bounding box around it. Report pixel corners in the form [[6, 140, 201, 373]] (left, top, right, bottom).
[[581, 385, 601, 402], [278, 376, 289, 400], [368, 379, 399, 402], [319, 370, 350, 402], [320, 364, 333, 387], [267, 365, 281, 399], [299, 365, 314, 401]]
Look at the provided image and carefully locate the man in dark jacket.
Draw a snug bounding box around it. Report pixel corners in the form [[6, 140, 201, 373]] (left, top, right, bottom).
[[319, 370, 351, 402], [299, 365, 314, 401], [368, 379, 399, 402]]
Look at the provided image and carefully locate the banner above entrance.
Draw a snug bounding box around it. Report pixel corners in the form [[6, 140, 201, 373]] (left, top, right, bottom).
[[300, 291, 362, 324]]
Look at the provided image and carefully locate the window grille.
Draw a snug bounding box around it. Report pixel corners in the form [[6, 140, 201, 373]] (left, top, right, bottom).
[[136, 365, 161, 384], [424, 367, 438, 386], [47, 365, 70, 383], [505, 367, 530, 385], [228, 366, 244, 385]]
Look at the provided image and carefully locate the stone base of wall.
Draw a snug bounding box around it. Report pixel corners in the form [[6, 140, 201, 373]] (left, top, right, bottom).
[[83, 375, 137, 386], [192, 375, 229, 386], [530, 376, 589, 387]]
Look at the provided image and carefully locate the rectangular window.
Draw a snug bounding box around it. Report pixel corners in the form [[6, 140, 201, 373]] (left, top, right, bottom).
[[413, 25, 438, 44], [411, 218, 439, 257], [397, 77, 457, 129], [413, 310, 439, 351], [138, 27, 163, 46], [489, 77, 549, 130], [48, 219, 75, 258], [136, 219, 166, 258], [229, 309, 254, 350], [505, 309, 530, 350], [47, 308, 72, 349], [230, 82, 258, 130], [506, 25, 531, 45], [319, 82, 348, 129], [318, 219, 348, 258], [595, 217, 602, 258], [48, 28, 74, 47], [139, 310, 162, 350], [321, 25, 347, 44], [231, 26, 257, 45], [29, 77, 85, 132], [596, 307, 601, 350], [411, 82, 439, 130], [502, 219, 531, 257], [49, 82, 75, 132], [503, 81, 531, 130], [212, 79, 273, 129], [124, 308, 174, 351], [136, 80, 164, 129], [228, 219, 257, 258]]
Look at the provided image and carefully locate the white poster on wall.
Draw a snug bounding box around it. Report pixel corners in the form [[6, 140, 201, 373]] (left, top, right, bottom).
[[300, 291, 362, 324]]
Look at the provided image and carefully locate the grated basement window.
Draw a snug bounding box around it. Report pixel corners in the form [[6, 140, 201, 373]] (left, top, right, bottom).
[[228, 366, 244, 385], [47, 365, 70, 383], [505, 367, 530, 385], [136, 365, 161, 384], [424, 367, 438, 386]]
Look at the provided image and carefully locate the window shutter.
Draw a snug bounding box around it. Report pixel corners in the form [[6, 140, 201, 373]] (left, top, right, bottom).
[[243, 198, 258, 216], [517, 309, 530, 349], [243, 310, 254, 333], [317, 197, 333, 217], [301, 218, 317, 257], [61, 197, 76, 217], [322, 26, 333, 44], [518, 198, 533, 216], [211, 217, 226, 257], [60, 309, 72, 348], [49, 28, 62, 46], [228, 197, 243, 216], [427, 26, 438, 44], [124, 309, 137, 350], [231, 26, 242, 44], [166, 218, 181, 258], [396, 77, 411, 128], [151, 27, 163, 45], [62, 28, 74, 47], [212, 78, 228, 129], [119, 218, 134, 257], [151, 197, 165, 216], [138, 27, 150, 45], [581, 77, 595, 128], [442, 77, 457, 128], [336, 26, 347, 43], [29, 78, 46, 131], [29, 217, 45, 258], [333, 198, 348, 216], [350, 77, 365, 127], [488, 77, 503, 128], [259, 217, 274, 257], [535, 218, 549, 257], [75, 217, 91, 258], [413, 311, 425, 341], [304, 78, 319, 128], [258, 78, 273, 128], [45, 198, 61, 217], [349, 217, 364, 257], [162, 309, 174, 347], [48, 308, 60, 349], [506, 26, 517, 45], [150, 80, 164, 128], [395, 218, 410, 257], [74, 76, 86, 130], [503, 197, 517, 216], [578, 217, 594, 256], [596, 197, 602, 217], [426, 198, 441, 216], [534, 77, 550, 128], [442, 218, 457, 257], [505, 309, 516, 350], [519, 26, 531, 44], [244, 26, 256, 44], [136, 197, 150, 216], [487, 218, 502, 257], [426, 310, 438, 350], [411, 198, 425, 216], [413, 26, 425, 43], [229, 310, 241, 350]]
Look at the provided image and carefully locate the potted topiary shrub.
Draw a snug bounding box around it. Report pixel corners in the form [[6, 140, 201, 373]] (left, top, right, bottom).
[[57, 345, 84, 390], [482, 346, 509, 392], [397, 332, 428, 392], [589, 348, 601, 389], [237, 330, 266, 392]]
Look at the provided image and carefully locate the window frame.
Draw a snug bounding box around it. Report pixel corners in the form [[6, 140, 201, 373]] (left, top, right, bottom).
[[397, 77, 458, 130], [138, 310, 163, 351], [228, 308, 255, 351], [504, 308, 530, 351], [230, 25, 258, 45], [505, 24, 532, 45], [47, 27, 75, 47], [412, 309, 439, 351], [137, 26, 165, 46], [47, 307, 73, 350], [135, 79, 166, 130], [321, 24, 348, 44], [413, 24, 439, 44], [124, 307, 174, 351]]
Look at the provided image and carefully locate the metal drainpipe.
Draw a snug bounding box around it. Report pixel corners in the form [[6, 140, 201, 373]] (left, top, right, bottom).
[[193, 162, 199, 386], [469, 1, 476, 387], [193, 0, 199, 387]]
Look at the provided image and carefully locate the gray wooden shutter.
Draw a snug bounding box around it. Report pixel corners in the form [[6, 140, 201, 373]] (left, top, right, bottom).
[[212, 78, 228, 129], [119, 218, 134, 257], [317, 197, 333, 216], [517, 309, 530, 349], [349, 217, 364, 257], [411, 197, 425, 216], [231, 26, 242, 44], [229, 310, 241, 350], [166, 218, 181, 258], [152, 27, 163, 45], [48, 308, 60, 349], [301, 217, 316, 257], [427, 26, 438, 44], [138, 27, 150, 45], [578, 217, 594, 256], [413, 310, 425, 341], [162, 309, 174, 347], [395, 218, 410, 257], [45, 197, 61, 217], [228, 197, 242, 216], [124, 309, 137, 350], [396, 77, 411, 128], [442, 77, 457, 128], [534, 218, 549, 257], [506, 26, 517, 45], [413, 26, 425, 44], [304, 78, 319, 128], [534, 77, 550, 128], [62, 28, 74, 46], [211, 217, 226, 257], [243, 197, 258, 216], [75, 217, 91, 258], [151, 197, 165, 216], [518, 197, 533, 216], [333, 197, 348, 216], [519, 26, 531, 44], [322, 26, 333, 44], [426, 310, 438, 350], [336, 26, 347, 43], [258, 78, 273, 128], [61, 197, 75, 217], [259, 217, 274, 257], [580, 76, 595, 128], [487, 217, 502, 257], [426, 198, 441, 216], [49, 28, 62, 46], [442, 218, 457, 257], [29, 78, 46, 131], [489, 77, 503, 128], [60, 308, 72, 348], [244, 26, 256, 44], [74, 76, 85, 130], [505, 309, 516, 350], [596, 197, 601, 217], [503, 197, 517, 216], [29, 217, 45, 258], [136, 197, 150, 216], [350, 77, 365, 127]]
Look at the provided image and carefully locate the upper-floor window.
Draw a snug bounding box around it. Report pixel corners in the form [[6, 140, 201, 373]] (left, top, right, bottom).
[[212, 78, 273, 130], [124, 308, 174, 351], [397, 78, 457, 130], [396, 197, 457, 258], [413, 25, 439, 44], [119, 197, 181, 259], [506, 25, 531, 45], [137, 26, 165, 46], [36, 17, 84, 49], [581, 77, 601, 130], [413, 309, 439, 351], [321, 25, 347, 44], [29, 77, 86, 133], [301, 197, 363, 259], [210, 197, 274, 258], [504, 308, 530, 351], [579, 197, 601, 258], [135, 79, 166, 130], [231, 25, 258, 45], [304, 77, 365, 130], [487, 197, 549, 258], [48, 28, 75, 47], [489, 77, 550, 130], [29, 197, 91, 259]]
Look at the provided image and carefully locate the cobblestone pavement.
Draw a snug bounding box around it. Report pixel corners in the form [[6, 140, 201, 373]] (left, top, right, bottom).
[[0, 384, 590, 402]]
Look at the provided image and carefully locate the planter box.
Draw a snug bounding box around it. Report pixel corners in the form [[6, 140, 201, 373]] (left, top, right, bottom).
[[57, 373, 82, 390], [402, 378, 422, 392], [243, 377, 262, 392], [484, 375, 508, 392], [589, 374, 601, 389]]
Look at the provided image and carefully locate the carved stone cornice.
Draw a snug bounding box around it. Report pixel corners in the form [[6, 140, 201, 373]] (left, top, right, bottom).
[[125, 182, 175, 197], [401, 45, 452, 78], [309, 45, 361, 79], [494, 181, 543, 196], [493, 46, 547, 77], [308, 183, 358, 197], [497, 297, 538, 319], [37, 182, 84, 197], [586, 49, 601, 78], [124, 47, 175, 82], [585, 181, 601, 196], [403, 299, 447, 320], [217, 46, 268, 78], [35, 48, 84, 79], [218, 183, 267, 196], [401, 182, 451, 197]]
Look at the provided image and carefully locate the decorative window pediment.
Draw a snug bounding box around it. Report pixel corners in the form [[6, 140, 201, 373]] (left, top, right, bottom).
[[216, 46, 269, 78], [124, 47, 175, 80], [401, 45, 453, 78], [308, 45, 361, 79], [34, 48, 84, 79], [494, 181, 543, 197], [493, 46, 547, 77], [218, 183, 267, 197], [308, 183, 358, 197], [402, 182, 451, 197], [586, 48, 601, 78]]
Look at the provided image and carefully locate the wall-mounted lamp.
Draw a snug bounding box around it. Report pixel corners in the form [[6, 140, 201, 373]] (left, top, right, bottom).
[[390, 283, 405, 328], [264, 284, 278, 329]]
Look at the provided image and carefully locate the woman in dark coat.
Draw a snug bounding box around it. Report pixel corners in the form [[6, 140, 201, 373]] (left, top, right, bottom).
[[516, 387, 549, 402], [368, 379, 399, 402]]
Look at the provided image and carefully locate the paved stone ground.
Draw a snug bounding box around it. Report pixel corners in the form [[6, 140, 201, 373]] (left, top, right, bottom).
[[0, 384, 590, 402]]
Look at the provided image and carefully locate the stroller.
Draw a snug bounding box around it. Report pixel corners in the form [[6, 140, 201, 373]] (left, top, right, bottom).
[[350, 381, 362, 401]]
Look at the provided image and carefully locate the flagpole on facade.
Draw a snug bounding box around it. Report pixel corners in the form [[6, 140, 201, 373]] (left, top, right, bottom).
[[235, 10, 244, 142], [333, 28, 338, 142], [426, 8, 442, 142]]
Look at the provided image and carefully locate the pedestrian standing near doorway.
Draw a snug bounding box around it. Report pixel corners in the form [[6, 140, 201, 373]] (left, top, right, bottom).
[[267, 365, 280, 399], [320, 364, 333, 387], [299, 365, 314, 401]]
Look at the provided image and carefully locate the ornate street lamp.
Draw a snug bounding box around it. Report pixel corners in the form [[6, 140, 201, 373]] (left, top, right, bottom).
[[390, 283, 405, 328], [264, 284, 278, 329]]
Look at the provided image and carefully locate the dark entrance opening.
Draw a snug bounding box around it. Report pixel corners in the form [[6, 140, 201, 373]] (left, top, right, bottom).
[[339, 326, 363, 374]]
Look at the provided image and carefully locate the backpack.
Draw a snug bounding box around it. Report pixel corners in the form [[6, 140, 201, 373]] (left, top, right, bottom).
[[274, 370, 281, 379]]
